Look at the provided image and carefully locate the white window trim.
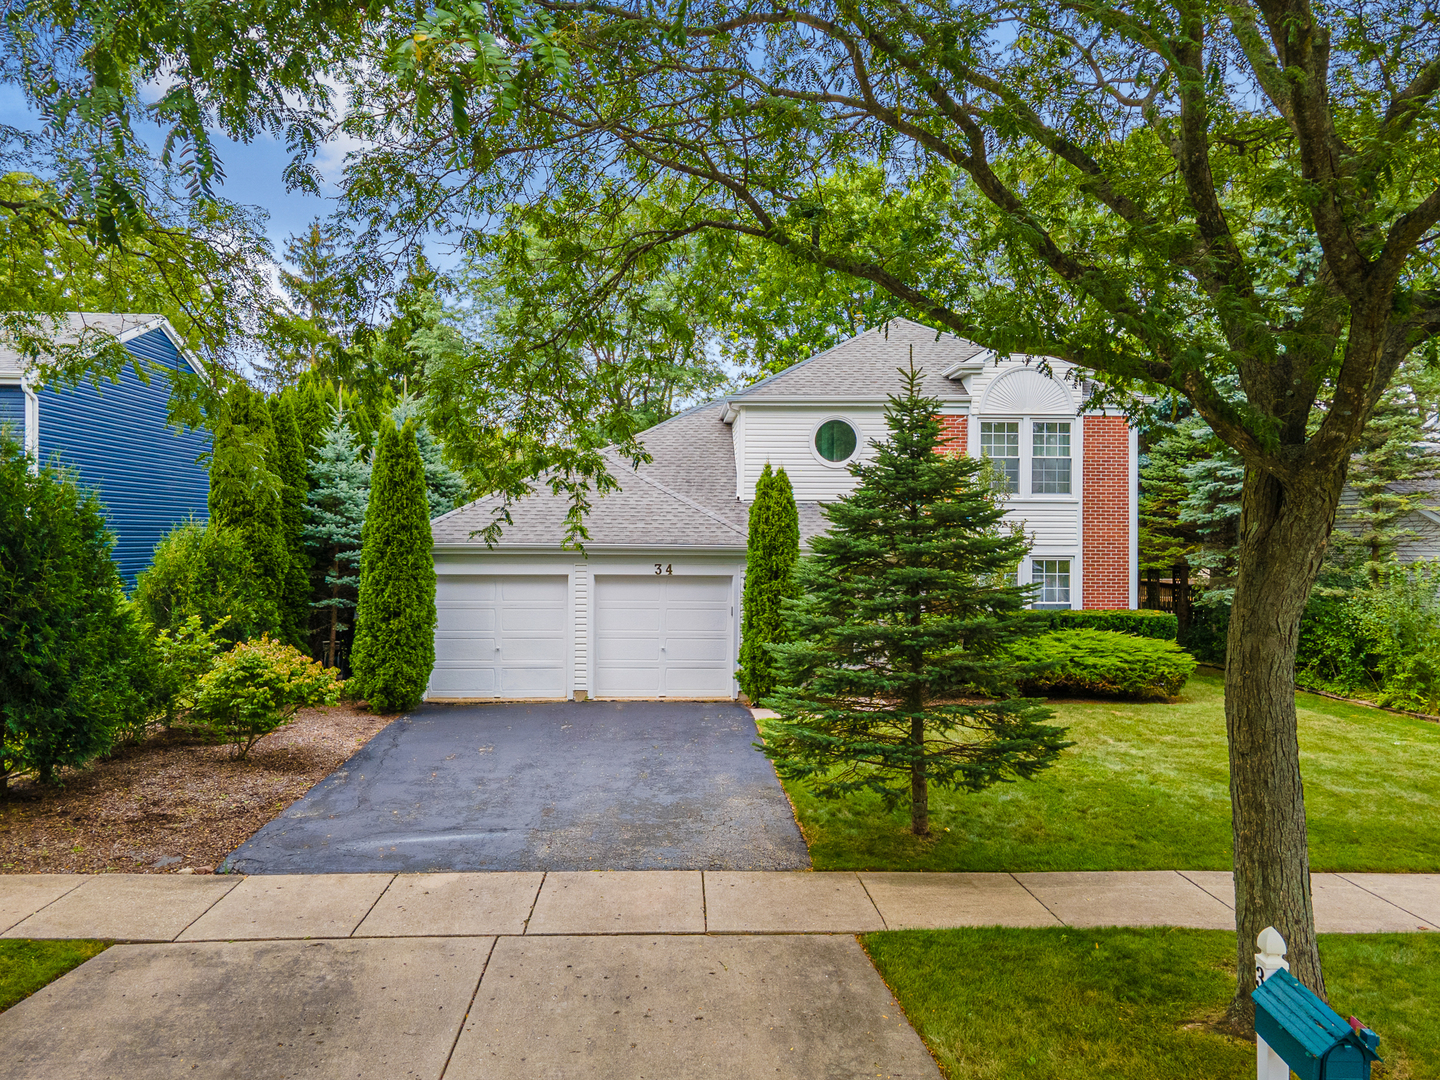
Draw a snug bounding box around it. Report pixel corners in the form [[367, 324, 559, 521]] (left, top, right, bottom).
[[1020, 555, 1079, 610], [976, 415, 1080, 502], [809, 414, 861, 469]]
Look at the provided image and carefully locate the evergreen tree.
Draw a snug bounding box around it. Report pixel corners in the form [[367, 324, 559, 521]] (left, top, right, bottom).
[[392, 393, 466, 518], [208, 384, 286, 636], [762, 366, 1070, 836], [1333, 357, 1440, 581], [1139, 415, 1210, 634], [738, 462, 799, 703], [304, 411, 370, 671], [257, 219, 357, 390], [288, 377, 329, 463], [350, 418, 437, 711], [1180, 430, 1245, 600], [269, 394, 312, 651]]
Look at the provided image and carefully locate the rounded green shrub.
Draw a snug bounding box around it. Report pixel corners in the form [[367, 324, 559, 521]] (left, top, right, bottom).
[[132, 520, 276, 645], [1011, 629, 1197, 700], [193, 635, 340, 759]]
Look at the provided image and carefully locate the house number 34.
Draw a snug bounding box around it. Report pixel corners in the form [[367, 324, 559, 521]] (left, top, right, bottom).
[[654, 563, 673, 575]]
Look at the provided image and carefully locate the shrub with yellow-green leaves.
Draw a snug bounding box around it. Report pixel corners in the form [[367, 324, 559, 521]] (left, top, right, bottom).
[[193, 636, 340, 759]]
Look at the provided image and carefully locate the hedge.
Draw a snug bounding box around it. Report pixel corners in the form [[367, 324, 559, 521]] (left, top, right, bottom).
[[1039, 608, 1178, 640], [1011, 629, 1197, 700]]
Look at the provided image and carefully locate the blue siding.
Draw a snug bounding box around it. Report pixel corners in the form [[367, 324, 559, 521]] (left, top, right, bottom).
[[0, 384, 23, 443], [37, 327, 211, 583]]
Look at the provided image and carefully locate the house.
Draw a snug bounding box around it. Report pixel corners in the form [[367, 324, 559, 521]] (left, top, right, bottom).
[[428, 318, 1139, 702], [0, 313, 211, 582], [1335, 472, 1440, 563]]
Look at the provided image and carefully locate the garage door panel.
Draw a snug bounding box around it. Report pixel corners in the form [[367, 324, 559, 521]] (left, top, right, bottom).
[[429, 574, 568, 699], [502, 578, 567, 602], [434, 634, 497, 661], [664, 607, 730, 633], [592, 574, 734, 699], [593, 665, 660, 697], [500, 665, 567, 696], [663, 638, 731, 662], [595, 637, 661, 662], [594, 605, 662, 633], [663, 667, 732, 695], [429, 666, 498, 693], [501, 605, 566, 632], [502, 636, 567, 661], [442, 577, 500, 602], [436, 606, 498, 633]]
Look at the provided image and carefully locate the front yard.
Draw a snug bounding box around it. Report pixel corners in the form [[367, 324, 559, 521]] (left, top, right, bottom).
[[774, 672, 1440, 873], [0, 705, 391, 874], [864, 927, 1440, 1079]]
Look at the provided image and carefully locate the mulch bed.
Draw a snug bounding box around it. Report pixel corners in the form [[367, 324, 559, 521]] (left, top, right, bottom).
[[0, 705, 395, 875]]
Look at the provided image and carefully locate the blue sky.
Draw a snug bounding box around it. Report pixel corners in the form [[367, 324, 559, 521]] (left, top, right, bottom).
[[0, 83, 342, 269]]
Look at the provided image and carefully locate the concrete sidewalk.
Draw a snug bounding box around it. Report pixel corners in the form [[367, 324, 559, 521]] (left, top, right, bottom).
[[2, 870, 1435, 1080], [3, 869, 1436, 941]]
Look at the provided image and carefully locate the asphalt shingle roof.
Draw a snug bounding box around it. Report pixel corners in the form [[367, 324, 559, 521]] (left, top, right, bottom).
[[733, 318, 985, 401], [0, 313, 167, 373], [433, 318, 988, 549]]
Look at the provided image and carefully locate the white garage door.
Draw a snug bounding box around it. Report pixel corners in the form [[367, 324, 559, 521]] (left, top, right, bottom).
[[593, 575, 734, 698], [429, 575, 568, 698]]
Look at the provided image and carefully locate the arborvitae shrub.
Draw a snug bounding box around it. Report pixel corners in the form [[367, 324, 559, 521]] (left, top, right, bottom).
[[350, 419, 437, 712], [738, 462, 799, 703], [133, 520, 275, 645], [270, 394, 313, 651]]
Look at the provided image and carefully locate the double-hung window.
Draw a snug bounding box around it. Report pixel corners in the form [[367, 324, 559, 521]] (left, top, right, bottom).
[[979, 421, 1020, 493], [1031, 422, 1072, 494], [1032, 559, 1071, 609]]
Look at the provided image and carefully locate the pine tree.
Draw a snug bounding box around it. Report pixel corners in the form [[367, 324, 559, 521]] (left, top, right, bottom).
[[350, 418, 437, 711], [392, 393, 466, 517], [208, 384, 286, 635], [257, 219, 356, 390], [269, 394, 312, 651], [1180, 431, 1245, 601], [304, 410, 370, 671], [738, 462, 799, 703], [1139, 415, 1210, 634], [1334, 357, 1440, 581], [762, 365, 1070, 836]]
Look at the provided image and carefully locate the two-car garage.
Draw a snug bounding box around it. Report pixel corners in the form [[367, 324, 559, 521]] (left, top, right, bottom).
[[427, 558, 744, 702]]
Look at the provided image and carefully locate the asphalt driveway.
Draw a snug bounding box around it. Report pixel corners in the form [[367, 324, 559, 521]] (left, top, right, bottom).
[[221, 701, 811, 874]]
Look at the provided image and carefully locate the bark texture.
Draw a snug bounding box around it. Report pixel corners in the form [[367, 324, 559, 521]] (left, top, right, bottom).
[[1223, 462, 1345, 1026]]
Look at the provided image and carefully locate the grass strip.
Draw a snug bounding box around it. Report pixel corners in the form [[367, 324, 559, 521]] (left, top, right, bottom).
[[777, 673, 1440, 872], [862, 927, 1438, 1079], [0, 939, 109, 1012]]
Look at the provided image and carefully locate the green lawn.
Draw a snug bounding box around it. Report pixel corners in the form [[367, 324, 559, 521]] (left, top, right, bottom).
[[864, 928, 1439, 1080], [0, 939, 108, 1012], [772, 673, 1440, 872]]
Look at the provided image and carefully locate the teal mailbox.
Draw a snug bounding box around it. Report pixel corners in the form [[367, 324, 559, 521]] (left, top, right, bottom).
[[1252, 969, 1381, 1080]]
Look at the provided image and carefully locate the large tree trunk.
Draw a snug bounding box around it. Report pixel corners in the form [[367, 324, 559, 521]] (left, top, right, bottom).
[[1223, 462, 1344, 1027]]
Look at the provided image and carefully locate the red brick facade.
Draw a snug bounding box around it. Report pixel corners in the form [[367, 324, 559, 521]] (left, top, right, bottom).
[[937, 414, 967, 453], [1082, 415, 1132, 609]]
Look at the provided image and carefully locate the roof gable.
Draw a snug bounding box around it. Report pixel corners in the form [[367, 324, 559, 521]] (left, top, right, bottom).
[[0, 313, 205, 379], [731, 318, 987, 402]]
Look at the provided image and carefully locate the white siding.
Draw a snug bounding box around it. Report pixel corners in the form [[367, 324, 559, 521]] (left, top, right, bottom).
[[735, 405, 889, 500], [1004, 503, 1081, 550]]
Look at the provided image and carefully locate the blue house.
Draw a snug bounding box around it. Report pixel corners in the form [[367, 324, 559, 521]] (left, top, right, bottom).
[[0, 313, 212, 582]]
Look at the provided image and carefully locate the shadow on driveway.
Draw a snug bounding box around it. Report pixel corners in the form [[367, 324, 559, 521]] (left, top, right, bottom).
[[221, 700, 811, 874]]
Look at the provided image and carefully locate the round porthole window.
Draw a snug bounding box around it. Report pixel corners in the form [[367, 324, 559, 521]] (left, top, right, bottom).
[[814, 418, 858, 462]]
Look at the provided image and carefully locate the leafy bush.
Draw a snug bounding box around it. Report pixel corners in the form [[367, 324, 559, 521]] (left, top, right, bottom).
[[1, 438, 150, 787], [133, 521, 277, 645], [1040, 609, 1179, 640], [1352, 562, 1440, 713], [193, 636, 340, 758], [151, 616, 228, 727], [1179, 600, 1230, 665], [1011, 629, 1198, 700]]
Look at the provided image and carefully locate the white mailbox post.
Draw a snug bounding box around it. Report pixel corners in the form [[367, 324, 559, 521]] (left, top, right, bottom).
[[1255, 926, 1290, 1080]]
